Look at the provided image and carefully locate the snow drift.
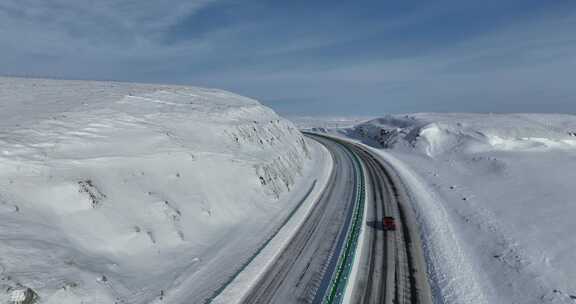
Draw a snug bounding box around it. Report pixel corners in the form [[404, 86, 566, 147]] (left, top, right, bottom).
[[0, 77, 319, 303], [348, 113, 576, 156], [310, 113, 576, 304]]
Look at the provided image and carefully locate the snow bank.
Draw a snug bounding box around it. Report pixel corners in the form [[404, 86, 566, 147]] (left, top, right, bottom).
[[319, 113, 576, 304], [0, 77, 319, 303], [349, 113, 576, 156]]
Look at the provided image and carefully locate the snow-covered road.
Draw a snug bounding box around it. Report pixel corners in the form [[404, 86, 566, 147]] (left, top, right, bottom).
[[240, 134, 358, 303], [223, 133, 432, 304]]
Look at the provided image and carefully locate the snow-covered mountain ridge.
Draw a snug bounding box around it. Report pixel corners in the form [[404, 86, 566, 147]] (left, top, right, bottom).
[[0, 77, 319, 303]]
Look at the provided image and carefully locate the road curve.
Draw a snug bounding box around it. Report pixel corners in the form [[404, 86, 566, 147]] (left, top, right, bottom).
[[241, 134, 432, 304], [241, 134, 361, 304]]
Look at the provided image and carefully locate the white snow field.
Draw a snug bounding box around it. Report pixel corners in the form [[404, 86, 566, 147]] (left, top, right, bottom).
[[306, 113, 576, 304], [0, 77, 328, 304]]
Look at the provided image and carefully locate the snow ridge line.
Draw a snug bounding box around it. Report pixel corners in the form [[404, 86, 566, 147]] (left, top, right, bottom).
[[204, 180, 318, 304]]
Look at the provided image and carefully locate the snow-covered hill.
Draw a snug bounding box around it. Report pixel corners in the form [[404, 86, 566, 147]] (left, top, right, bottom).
[[0, 77, 324, 303], [309, 113, 576, 304], [346, 113, 576, 156]]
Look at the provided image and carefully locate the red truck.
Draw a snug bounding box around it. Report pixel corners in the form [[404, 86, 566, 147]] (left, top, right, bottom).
[[383, 216, 396, 231]]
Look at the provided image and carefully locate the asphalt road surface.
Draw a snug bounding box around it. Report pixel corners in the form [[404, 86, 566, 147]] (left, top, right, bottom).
[[242, 134, 360, 304], [344, 140, 432, 304], [241, 134, 432, 304]]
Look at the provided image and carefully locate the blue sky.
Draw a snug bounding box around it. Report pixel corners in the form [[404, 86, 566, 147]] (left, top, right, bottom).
[[1, 0, 576, 115]]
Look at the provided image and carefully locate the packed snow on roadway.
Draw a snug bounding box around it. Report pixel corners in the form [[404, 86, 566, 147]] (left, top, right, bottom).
[[0, 77, 327, 304], [305, 113, 576, 304]]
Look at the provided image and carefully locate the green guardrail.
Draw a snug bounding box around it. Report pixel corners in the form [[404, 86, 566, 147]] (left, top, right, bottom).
[[323, 145, 366, 304]]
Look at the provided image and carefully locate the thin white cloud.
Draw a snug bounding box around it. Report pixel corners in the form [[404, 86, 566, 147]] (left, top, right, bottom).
[[215, 10, 576, 83], [195, 10, 576, 114], [0, 0, 218, 51]]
